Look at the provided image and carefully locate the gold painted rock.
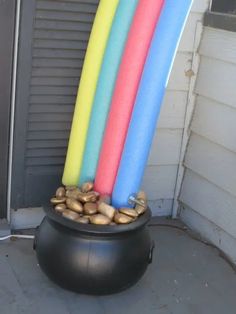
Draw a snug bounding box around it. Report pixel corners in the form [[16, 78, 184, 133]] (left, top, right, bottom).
[[75, 217, 90, 224], [54, 203, 67, 213], [77, 191, 99, 203], [135, 204, 147, 215], [66, 198, 83, 213], [65, 185, 79, 191], [81, 182, 94, 193], [65, 188, 81, 199], [114, 213, 133, 224], [84, 202, 97, 215], [83, 215, 91, 220], [55, 186, 66, 198], [62, 209, 80, 221], [119, 208, 138, 218], [50, 197, 66, 205], [136, 190, 148, 215], [137, 190, 147, 202], [90, 214, 111, 225], [98, 202, 115, 220]]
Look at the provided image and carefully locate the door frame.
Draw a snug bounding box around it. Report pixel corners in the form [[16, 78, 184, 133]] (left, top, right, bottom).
[[0, 0, 17, 219]]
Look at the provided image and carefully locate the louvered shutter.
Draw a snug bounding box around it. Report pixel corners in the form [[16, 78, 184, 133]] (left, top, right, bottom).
[[12, 0, 99, 208]]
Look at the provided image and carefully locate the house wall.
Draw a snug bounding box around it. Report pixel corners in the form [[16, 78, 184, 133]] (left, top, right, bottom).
[[179, 26, 236, 263], [11, 0, 210, 227]]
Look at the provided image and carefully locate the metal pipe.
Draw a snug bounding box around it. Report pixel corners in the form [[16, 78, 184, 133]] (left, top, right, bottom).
[[7, 0, 21, 222]]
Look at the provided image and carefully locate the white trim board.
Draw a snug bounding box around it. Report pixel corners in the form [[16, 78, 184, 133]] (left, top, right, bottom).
[[172, 21, 204, 218]]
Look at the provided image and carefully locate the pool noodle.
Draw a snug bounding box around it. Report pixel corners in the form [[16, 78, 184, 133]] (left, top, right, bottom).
[[79, 0, 139, 185], [94, 0, 164, 195], [62, 0, 119, 186], [112, 0, 193, 208]]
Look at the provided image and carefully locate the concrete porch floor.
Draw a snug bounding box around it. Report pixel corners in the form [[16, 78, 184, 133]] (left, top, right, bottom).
[[0, 221, 236, 314]]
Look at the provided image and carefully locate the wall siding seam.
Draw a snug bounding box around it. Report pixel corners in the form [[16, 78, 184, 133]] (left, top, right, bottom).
[[195, 88, 236, 112], [199, 51, 236, 67], [190, 127, 236, 156], [200, 26, 236, 64], [183, 160, 236, 201], [179, 201, 236, 245], [190, 129, 236, 159], [179, 169, 236, 239], [179, 167, 236, 204]]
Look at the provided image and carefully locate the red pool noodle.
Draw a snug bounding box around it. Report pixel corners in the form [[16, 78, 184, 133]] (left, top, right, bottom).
[[94, 0, 164, 195]]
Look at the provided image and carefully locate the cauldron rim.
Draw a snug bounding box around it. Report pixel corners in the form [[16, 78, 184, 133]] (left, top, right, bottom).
[[43, 205, 151, 236]]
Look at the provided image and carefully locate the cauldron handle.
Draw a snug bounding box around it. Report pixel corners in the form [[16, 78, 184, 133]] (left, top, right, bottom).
[[148, 241, 155, 264]]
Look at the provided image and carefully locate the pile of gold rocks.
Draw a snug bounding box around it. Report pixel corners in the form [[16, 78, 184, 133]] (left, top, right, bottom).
[[50, 182, 147, 225]]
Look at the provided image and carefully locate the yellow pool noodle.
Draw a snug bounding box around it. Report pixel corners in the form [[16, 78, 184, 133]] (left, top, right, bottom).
[[62, 0, 119, 186]]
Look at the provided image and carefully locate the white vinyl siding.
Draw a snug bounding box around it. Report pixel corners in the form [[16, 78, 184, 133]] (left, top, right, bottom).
[[180, 26, 236, 263]]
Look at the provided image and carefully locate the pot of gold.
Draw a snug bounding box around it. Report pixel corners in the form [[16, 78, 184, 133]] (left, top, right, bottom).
[[34, 184, 154, 295]]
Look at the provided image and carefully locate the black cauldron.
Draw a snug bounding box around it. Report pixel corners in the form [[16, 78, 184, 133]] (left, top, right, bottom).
[[34, 206, 154, 295]]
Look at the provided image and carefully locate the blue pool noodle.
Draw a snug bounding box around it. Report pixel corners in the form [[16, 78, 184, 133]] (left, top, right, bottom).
[[79, 0, 138, 184], [112, 0, 193, 208]]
